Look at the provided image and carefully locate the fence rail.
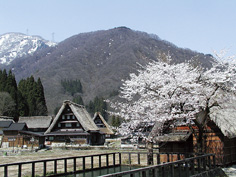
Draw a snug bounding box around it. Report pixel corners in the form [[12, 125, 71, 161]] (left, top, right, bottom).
[[102, 153, 216, 177], [0, 152, 217, 177], [0, 152, 120, 177]]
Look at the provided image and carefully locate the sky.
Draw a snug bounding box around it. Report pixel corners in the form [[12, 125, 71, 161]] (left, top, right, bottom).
[[0, 0, 236, 56]]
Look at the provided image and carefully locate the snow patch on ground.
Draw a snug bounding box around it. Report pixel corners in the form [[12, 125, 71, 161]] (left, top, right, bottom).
[[223, 165, 236, 177]]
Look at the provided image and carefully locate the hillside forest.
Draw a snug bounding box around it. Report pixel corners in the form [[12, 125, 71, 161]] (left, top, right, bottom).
[[0, 69, 109, 121], [0, 69, 47, 119]]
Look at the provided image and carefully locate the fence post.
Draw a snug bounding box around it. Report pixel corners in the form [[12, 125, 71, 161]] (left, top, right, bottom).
[[106, 154, 109, 167], [203, 156, 206, 171], [83, 157, 86, 171], [129, 153, 131, 165], [167, 153, 170, 162], [43, 161, 47, 176], [152, 168, 156, 177], [99, 155, 102, 168], [74, 157, 77, 172], [142, 170, 146, 177], [119, 153, 121, 165], [213, 155, 216, 168], [64, 159, 67, 173], [157, 153, 160, 164], [91, 156, 94, 169], [138, 152, 140, 165], [170, 164, 174, 177], [162, 165, 165, 177], [185, 160, 189, 177], [32, 162, 35, 177], [177, 153, 180, 160], [4, 166, 8, 177], [113, 153, 116, 166], [190, 159, 194, 175], [54, 160, 57, 174], [178, 162, 181, 177], [197, 158, 201, 173], [18, 164, 22, 177]]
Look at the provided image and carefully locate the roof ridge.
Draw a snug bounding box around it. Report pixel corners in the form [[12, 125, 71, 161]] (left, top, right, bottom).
[[63, 100, 85, 108]]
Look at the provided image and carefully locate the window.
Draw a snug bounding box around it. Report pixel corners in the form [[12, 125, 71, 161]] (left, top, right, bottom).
[[49, 136, 54, 141], [76, 122, 80, 127], [65, 123, 72, 127], [8, 137, 16, 141], [72, 115, 75, 119], [58, 123, 61, 128], [67, 115, 70, 119], [62, 115, 65, 120]]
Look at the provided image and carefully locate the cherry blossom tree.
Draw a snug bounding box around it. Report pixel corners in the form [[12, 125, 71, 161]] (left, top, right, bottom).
[[108, 52, 236, 152]]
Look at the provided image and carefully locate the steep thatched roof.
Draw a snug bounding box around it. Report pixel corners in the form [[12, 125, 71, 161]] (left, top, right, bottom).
[[93, 112, 114, 135], [45, 100, 99, 134], [18, 116, 53, 129], [152, 132, 192, 143], [209, 100, 236, 139]]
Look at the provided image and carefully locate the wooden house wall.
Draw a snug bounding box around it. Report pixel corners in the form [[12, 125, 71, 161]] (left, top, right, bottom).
[[1, 135, 41, 148], [159, 138, 193, 153], [176, 125, 236, 165]]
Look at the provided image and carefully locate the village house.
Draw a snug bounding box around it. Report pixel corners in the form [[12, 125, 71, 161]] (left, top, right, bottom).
[[45, 100, 105, 146], [1, 122, 45, 149], [1, 116, 52, 149], [0, 118, 14, 147], [150, 103, 236, 165], [149, 120, 193, 153], [93, 112, 114, 138]]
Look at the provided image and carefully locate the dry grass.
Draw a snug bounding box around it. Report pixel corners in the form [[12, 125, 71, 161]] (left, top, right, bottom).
[[0, 148, 153, 177], [0, 149, 120, 177]]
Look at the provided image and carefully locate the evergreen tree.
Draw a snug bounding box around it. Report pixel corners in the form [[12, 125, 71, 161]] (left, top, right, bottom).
[[86, 97, 107, 120], [17, 90, 29, 116], [0, 92, 16, 117], [73, 95, 84, 105], [61, 79, 83, 96], [0, 69, 7, 91], [35, 78, 47, 115], [18, 76, 48, 116]]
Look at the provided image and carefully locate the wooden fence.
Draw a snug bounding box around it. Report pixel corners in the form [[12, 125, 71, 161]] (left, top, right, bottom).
[[0, 152, 120, 177], [0, 152, 217, 177], [102, 153, 217, 177]]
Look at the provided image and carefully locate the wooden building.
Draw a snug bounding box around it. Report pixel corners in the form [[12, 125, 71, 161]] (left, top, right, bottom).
[[0, 120, 14, 147], [93, 112, 114, 138], [45, 100, 105, 145], [1, 123, 45, 148], [149, 120, 193, 153], [150, 102, 236, 165]]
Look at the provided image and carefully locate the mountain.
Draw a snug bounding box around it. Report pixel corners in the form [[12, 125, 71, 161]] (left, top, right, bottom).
[[2, 27, 214, 114], [0, 33, 56, 65]]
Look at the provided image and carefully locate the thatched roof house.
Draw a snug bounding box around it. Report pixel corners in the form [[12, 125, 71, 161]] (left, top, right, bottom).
[[149, 120, 193, 153], [149, 100, 236, 165], [45, 100, 105, 145], [93, 112, 114, 137], [2, 122, 46, 149], [18, 116, 53, 132]]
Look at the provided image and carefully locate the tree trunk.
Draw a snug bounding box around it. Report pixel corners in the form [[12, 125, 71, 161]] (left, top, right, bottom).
[[147, 141, 153, 165]]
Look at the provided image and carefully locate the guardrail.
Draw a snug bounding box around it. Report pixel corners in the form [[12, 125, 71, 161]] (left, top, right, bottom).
[[0, 152, 217, 177], [0, 152, 121, 177], [101, 153, 216, 177]]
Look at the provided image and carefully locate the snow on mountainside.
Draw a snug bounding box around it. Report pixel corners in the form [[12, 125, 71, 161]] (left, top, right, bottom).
[[0, 33, 56, 65]]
